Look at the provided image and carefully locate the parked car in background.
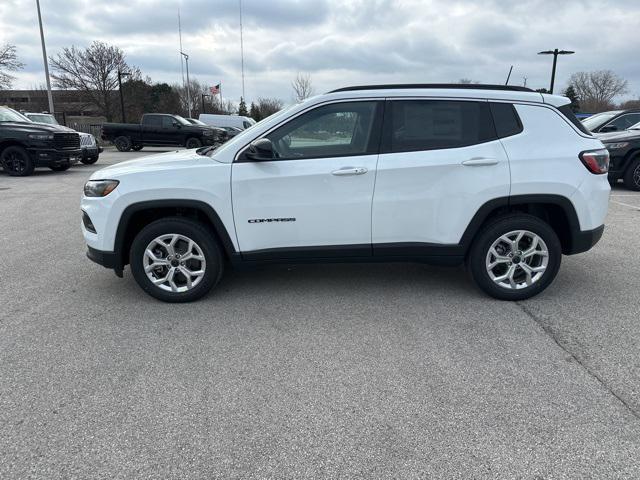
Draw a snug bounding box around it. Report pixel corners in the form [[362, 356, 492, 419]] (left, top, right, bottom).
[[23, 112, 101, 164], [596, 122, 640, 190], [220, 126, 243, 138], [82, 84, 609, 303], [582, 109, 640, 133], [0, 106, 81, 176], [198, 113, 256, 130], [102, 113, 227, 151]]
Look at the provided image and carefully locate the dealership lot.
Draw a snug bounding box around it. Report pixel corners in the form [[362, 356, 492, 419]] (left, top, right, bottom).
[[2, 148, 640, 478]]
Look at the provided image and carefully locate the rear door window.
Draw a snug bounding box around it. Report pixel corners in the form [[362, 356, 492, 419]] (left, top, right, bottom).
[[384, 100, 496, 153], [489, 103, 523, 138]]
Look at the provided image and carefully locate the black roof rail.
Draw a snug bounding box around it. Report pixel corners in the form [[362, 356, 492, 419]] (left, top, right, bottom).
[[328, 83, 535, 93]]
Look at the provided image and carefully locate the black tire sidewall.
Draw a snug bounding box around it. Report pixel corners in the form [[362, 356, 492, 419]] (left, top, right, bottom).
[[114, 136, 132, 152], [469, 215, 562, 301], [623, 158, 640, 191], [186, 137, 202, 149], [129, 218, 223, 302], [1, 146, 34, 176]]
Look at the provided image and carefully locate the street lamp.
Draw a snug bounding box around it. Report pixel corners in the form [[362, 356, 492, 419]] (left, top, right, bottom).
[[180, 51, 191, 118], [201, 94, 211, 114], [117, 70, 131, 122], [538, 49, 574, 94]]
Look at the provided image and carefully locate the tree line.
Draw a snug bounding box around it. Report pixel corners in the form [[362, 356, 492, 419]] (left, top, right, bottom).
[[2, 40, 638, 120]]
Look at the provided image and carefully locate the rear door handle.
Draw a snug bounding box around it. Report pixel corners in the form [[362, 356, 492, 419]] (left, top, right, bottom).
[[332, 167, 368, 176], [462, 157, 499, 166]]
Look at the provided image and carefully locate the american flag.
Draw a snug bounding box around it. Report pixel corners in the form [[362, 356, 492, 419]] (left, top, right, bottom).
[[210, 84, 220, 95]]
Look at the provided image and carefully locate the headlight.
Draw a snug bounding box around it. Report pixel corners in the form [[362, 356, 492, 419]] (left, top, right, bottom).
[[604, 142, 629, 150], [28, 133, 54, 140], [84, 180, 119, 197]]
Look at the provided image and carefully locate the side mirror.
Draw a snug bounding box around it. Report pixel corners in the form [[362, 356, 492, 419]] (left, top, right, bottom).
[[600, 125, 617, 133], [245, 138, 275, 161]]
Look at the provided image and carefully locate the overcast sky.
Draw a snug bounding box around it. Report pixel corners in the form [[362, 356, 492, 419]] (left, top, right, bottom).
[[1, 0, 639, 104]]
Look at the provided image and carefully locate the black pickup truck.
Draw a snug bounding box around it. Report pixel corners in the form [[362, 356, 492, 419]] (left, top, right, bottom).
[[0, 106, 81, 176], [101, 113, 227, 151]]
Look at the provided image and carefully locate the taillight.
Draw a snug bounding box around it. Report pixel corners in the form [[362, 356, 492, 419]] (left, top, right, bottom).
[[579, 149, 609, 174]]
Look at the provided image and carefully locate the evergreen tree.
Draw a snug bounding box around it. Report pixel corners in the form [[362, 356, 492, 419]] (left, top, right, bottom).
[[563, 86, 580, 112], [249, 102, 259, 121], [238, 97, 249, 117]]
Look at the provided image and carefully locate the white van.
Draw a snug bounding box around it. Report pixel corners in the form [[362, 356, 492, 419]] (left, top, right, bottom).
[[198, 114, 256, 130]]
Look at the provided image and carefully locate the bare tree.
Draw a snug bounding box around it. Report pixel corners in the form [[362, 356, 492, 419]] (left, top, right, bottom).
[[568, 70, 628, 112], [49, 41, 140, 121], [291, 72, 315, 103], [0, 44, 24, 89], [252, 97, 284, 121]]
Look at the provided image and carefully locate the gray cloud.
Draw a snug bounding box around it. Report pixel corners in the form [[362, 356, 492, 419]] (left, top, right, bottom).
[[1, 0, 638, 103]]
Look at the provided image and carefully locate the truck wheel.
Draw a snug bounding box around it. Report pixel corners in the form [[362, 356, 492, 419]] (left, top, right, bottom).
[[1, 146, 35, 176], [185, 137, 202, 149], [623, 157, 640, 191], [129, 217, 224, 303], [132, 145, 144, 151], [114, 136, 132, 152], [468, 214, 562, 301], [49, 164, 70, 172]]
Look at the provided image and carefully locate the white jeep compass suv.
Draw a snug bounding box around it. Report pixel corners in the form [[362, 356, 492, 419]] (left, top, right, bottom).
[[81, 84, 610, 302]]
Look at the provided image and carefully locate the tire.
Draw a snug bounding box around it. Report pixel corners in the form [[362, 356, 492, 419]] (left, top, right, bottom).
[[1, 145, 35, 176], [468, 214, 562, 301], [81, 156, 99, 165], [623, 157, 640, 191], [132, 145, 144, 151], [185, 137, 202, 149], [49, 164, 70, 172], [114, 136, 132, 152], [129, 217, 224, 303]]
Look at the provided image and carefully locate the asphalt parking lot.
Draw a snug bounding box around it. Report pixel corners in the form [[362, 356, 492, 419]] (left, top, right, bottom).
[[2, 147, 640, 478]]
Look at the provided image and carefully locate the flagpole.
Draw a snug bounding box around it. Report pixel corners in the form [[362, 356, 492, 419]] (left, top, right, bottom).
[[219, 81, 223, 110]]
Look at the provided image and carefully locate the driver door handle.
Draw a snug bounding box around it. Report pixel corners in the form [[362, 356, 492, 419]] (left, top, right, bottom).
[[461, 157, 499, 166], [331, 167, 368, 176]]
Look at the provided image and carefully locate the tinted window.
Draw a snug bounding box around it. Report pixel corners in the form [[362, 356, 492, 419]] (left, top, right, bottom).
[[582, 112, 619, 131], [607, 113, 640, 131], [558, 105, 591, 135], [144, 115, 162, 127], [162, 116, 175, 128], [489, 103, 522, 138], [266, 101, 380, 160], [386, 100, 495, 153]]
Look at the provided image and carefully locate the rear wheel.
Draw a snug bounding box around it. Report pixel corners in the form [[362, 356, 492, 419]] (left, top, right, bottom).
[[114, 136, 132, 152], [468, 214, 562, 301], [185, 137, 202, 149], [49, 164, 70, 172], [129, 218, 224, 302], [1, 146, 35, 176], [623, 157, 640, 191]]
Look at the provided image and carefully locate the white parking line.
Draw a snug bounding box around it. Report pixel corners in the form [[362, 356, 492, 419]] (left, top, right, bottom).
[[610, 200, 640, 209]]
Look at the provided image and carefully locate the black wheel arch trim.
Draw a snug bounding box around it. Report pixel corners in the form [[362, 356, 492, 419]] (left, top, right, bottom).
[[112, 199, 237, 272]]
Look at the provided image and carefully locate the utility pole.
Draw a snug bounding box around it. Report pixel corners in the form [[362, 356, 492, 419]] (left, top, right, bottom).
[[538, 49, 575, 94], [181, 52, 191, 118], [36, 0, 54, 114], [117, 70, 131, 122], [239, 0, 246, 100], [201, 94, 210, 114]]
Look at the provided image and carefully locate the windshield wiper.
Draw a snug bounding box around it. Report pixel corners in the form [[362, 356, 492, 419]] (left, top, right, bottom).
[[196, 145, 217, 156]]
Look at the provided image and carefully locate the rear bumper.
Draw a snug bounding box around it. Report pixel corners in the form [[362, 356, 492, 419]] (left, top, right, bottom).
[[567, 224, 604, 255]]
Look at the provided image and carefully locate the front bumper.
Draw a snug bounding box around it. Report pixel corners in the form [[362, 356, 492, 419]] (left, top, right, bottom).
[[30, 148, 82, 167], [81, 146, 100, 159], [87, 246, 123, 277]]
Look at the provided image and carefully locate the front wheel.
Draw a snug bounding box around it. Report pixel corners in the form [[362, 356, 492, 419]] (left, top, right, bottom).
[[114, 136, 132, 152], [129, 218, 224, 302], [623, 157, 640, 191], [1, 146, 35, 176], [468, 214, 562, 301], [185, 137, 202, 149]]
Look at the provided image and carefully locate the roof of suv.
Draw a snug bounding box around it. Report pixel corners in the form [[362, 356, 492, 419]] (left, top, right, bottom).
[[325, 83, 570, 107]]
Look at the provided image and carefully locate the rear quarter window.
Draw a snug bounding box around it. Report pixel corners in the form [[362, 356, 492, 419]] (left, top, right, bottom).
[[489, 103, 523, 138], [557, 104, 591, 135]]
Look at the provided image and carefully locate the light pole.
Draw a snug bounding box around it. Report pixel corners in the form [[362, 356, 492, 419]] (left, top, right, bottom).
[[117, 70, 131, 122], [201, 94, 211, 114], [36, 0, 54, 114], [180, 51, 191, 118], [538, 49, 574, 94]]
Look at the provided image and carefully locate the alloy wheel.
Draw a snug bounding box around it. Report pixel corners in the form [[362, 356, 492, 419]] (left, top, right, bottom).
[[485, 230, 549, 290]]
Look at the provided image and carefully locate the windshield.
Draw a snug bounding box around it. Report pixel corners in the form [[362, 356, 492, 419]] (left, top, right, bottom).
[[0, 107, 32, 123], [26, 113, 58, 125], [582, 112, 619, 130], [188, 118, 207, 125], [173, 115, 191, 126]]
